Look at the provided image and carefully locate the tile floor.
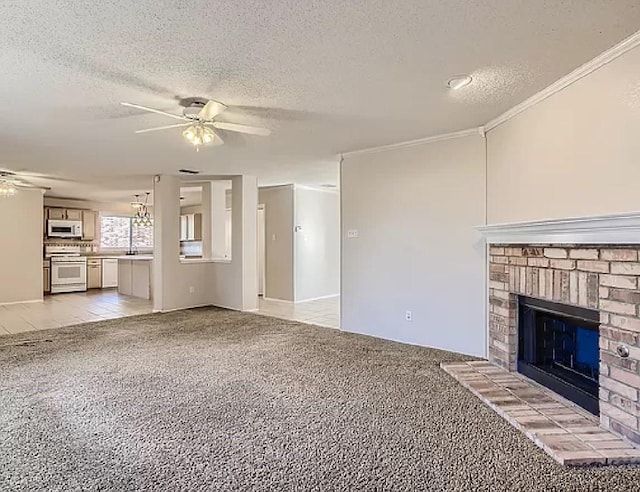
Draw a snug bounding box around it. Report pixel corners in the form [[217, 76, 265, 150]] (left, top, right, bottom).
[[0, 292, 340, 337], [0, 290, 153, 336], [256, 296, 340, 329], [442, 360, 640, 466]]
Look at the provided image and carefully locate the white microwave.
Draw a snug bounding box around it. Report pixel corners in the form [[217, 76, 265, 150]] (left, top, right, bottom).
[[48, 220, 83, 238]]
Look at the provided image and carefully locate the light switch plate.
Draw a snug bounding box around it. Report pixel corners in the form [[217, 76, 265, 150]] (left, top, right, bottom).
[[347, 229, 359, 238]]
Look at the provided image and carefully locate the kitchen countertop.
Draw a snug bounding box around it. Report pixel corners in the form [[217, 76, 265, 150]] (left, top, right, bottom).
[[115, 255, 154, 261]]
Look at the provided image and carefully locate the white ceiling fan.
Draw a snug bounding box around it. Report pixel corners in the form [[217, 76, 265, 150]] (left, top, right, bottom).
[[121, 98, 271, 151]]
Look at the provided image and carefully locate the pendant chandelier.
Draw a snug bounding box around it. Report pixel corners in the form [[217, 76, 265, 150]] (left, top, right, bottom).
[[132, 192, 152, 227]]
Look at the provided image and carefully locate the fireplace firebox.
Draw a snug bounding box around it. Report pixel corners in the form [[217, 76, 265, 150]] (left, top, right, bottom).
[[517, 296, 600, 415]]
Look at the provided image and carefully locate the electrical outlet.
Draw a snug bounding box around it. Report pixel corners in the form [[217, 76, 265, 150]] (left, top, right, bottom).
[[189, 286, 195, 293], [405, 310, 412, 321]]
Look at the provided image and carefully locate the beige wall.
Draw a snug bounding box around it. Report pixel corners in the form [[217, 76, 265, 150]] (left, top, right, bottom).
[[153, 175, 257, 312], [0, 189, 43, 303], [294, 187, 340, 302], [259, 185, 295, 301], [341, 135, 487, 356], [487, 44, 640, 223]]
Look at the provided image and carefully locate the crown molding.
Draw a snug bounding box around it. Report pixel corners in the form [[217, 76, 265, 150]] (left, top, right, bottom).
[[476, 212, 640, 245], [340, 29, 640, 157], [485, 29, 640, 132], [340, 127, 482, 158]]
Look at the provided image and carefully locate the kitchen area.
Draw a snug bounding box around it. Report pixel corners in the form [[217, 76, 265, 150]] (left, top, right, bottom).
[[43, 203, 154, 302]]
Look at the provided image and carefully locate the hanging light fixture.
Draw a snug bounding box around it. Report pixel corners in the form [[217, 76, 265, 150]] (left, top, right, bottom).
[[132, 192, 152, 227], [0, 177, 17, 197], [182, 123, 216, 151]]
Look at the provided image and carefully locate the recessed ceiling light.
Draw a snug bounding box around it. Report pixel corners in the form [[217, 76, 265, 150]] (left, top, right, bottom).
[[447, 75, 472, 90]]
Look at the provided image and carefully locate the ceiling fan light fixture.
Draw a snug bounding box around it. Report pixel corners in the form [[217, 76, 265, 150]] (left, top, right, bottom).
[[0, 178, 17, 197], [447, 75, 473, 90], [183, 124, 216, 149]]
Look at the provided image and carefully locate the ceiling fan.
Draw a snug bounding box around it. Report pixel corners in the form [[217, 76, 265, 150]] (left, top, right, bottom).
[[0, 170, 51, 197], [121, 98, 271, 151]]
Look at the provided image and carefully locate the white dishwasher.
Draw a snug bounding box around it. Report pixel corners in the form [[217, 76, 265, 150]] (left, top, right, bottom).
[[102, 259, 119, 288]]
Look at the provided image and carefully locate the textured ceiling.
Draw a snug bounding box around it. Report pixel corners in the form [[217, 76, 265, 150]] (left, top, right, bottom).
[[1, 1, 639, 202]]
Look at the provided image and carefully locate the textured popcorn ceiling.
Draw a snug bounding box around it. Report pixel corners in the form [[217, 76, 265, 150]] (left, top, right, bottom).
[[1, 1, 639, 201]]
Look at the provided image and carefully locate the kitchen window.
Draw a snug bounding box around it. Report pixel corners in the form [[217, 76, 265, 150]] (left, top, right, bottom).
[[100, 216, 153, 250]]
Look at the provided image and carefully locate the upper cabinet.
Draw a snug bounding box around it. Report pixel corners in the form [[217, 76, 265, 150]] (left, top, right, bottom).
[[65, 209, 83, 221], [82, 210, 97, 240], [179, 213, 202, 241], [47, 208, 83, 221], [47, 208, 66, 220], [45, 207, 98, 242]]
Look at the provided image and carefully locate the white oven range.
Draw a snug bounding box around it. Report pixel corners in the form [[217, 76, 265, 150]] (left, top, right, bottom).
[[45, 245, 87, 294]]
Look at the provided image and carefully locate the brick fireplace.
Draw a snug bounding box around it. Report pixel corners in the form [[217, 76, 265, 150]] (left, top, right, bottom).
[[488, 244, 640, 447]]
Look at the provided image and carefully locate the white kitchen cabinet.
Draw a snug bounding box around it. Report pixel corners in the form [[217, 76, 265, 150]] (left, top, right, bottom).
[[180, 215, 188, 241], [180, 213, 202, 241], [102, 259, 118, 288]]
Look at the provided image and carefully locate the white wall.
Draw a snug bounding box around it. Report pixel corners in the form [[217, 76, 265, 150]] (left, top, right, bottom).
[[294, 187, 340, 302], [0, 189, 43, 303], [487, 43, 640, 223], [153, 175, 257, 312], [341, 135, 487, 356], [259, 185, 294, 301]]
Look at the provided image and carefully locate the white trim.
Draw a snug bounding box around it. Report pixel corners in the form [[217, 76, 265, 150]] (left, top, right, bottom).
[[153, 302, 214, 313], [485, 29, 640, 132], [341, 128, 480, 158], [262, 296, 294, 304], [294, 184, 339, 194], [0, 298, 44, 306], [294, 294, 340, 303], [476, 212, 640, 244]]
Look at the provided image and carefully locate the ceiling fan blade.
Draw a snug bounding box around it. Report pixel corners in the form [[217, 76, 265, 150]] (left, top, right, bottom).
[[210, 122, 271, 136], [198, 100, 227, 120], [121, 102, 186, 121], [212, 130, 224, 146], [135, 122, 193, 134], [14, 182, 51, 191]]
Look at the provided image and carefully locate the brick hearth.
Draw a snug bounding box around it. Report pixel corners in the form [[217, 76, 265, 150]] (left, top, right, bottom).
[[489, 245, 640, 447]]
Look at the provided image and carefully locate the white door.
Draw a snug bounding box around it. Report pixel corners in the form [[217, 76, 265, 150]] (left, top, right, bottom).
[[257, 207, 265, 296]]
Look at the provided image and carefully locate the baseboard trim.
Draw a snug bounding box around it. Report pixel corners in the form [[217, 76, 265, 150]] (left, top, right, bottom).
[[153, 303, 213, 313], [294, 294, 340, 303], [0, 298, 44, 306], [262, 297, 294, 304]]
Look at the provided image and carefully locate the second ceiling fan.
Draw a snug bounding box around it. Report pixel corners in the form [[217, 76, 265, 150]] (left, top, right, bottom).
[[121, 98, 271, 151]]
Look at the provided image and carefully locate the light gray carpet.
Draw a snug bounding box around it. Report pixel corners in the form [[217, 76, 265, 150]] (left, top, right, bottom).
[[1, 307, 639, 491]]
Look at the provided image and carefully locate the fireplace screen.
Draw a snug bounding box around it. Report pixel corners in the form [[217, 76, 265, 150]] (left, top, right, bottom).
[[518, 296, 600, 415]]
